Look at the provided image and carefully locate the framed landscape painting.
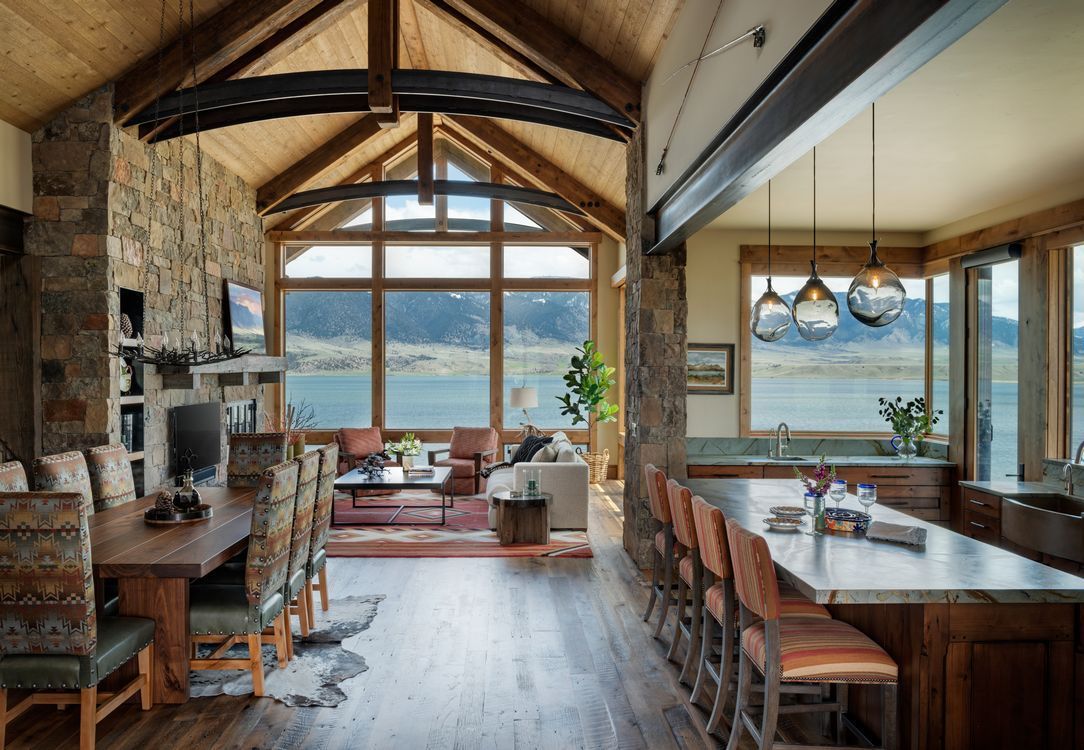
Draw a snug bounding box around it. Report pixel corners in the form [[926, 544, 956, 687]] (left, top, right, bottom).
[[223, 280, 267, 354], [687, 343, 734, 395]]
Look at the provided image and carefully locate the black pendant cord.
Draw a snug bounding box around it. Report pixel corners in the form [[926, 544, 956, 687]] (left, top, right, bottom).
[[812, 147, 817, 268], [767, 180, 772, 284], [187, 0, 213, 349], [871, 102, 876, 244]]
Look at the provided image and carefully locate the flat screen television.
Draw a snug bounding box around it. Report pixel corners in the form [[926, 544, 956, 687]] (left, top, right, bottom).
[[170, 402, 222, 479]]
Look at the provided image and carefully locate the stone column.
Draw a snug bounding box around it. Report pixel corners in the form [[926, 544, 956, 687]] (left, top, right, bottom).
[[622, 126, 687, 567]]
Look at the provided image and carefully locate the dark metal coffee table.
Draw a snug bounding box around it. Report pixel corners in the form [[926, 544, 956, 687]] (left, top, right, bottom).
[[333, 466, 455, 525]]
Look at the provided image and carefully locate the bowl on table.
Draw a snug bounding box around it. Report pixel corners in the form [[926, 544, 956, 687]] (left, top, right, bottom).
[[824, 507, 872, 533], [763, 516, 803, 532], [769, 505, 806, 518]]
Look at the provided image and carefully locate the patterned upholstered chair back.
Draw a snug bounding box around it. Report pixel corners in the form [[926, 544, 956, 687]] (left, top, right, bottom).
[[287, 451, 321, 585], [0, 461, 28, 493], [724, 517, 781, 622], [84, 444, 137, 511], [644, 464, 671, 524], [309, 443, 339, 568], [0, 492, 96, 656], [228, 432, 289, 488], [666, 479, 697, 550], [244, 461, 299, 609], [32, 451, 95, 516], [692, 496, 731, 580]]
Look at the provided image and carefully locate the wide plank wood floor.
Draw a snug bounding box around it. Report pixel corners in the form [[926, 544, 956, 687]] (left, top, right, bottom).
[[5, 481, 730, 749]]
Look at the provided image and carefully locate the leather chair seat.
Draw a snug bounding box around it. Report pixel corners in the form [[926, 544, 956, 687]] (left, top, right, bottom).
[[287, 567, 306, 599], [0, 616, 154, 690], [307, 547, 327, 578], [189, 583, 285, 635]]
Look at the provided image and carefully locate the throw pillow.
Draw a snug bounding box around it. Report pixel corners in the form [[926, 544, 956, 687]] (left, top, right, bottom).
[[510, 434, 551, 464]]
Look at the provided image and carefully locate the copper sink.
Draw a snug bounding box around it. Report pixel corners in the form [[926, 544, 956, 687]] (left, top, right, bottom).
[[1002, 494, 1084, 564]]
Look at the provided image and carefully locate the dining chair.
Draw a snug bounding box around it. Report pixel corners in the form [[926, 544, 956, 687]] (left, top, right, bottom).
[[31, 451, 94, 515], [306, 443, 339, 623], [0, 491, 153, 750], [641, 464, 684, 641], [665, 479, 702, 685], [689, 496, 831, 735], [226, 432, 289, 488], [189, 460, 298, 696], [725, 517, 899, 750], [0, 462, 26, 492], [429, 426, 499, 495], [84, 443, 137, 512], [285, 450, 321, 652]]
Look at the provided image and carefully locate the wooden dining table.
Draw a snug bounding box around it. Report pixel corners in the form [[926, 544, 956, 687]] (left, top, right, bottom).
[[89, 487, 256, 704]]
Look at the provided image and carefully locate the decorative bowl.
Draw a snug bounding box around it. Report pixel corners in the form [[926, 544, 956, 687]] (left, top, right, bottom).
[[769, 505, 806, 518], [824, 507, 872, 533], [763, 516, 802, 532]]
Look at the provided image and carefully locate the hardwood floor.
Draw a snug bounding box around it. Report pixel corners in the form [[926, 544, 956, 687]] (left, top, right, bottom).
[[5, 481, 726, 749]]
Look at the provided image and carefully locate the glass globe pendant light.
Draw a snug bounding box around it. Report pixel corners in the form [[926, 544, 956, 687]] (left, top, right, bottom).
[[750, 181, 792, 342], [792, 148, 839, 341], [848, 102, 906, 327]]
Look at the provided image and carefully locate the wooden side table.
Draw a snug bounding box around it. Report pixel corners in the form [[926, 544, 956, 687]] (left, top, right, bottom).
[[492, 491, 552, 545]]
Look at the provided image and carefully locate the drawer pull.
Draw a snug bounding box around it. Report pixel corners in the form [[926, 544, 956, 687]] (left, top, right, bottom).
[[969, 498, 988, 507], [969, 521, 987, 530], [870, 474, 909, 479]]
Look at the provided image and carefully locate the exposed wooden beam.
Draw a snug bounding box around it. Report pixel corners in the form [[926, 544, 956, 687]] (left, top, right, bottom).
[[432, 0, 641, 123], [369, 0, 398, 115], [417, 113, 435, 205], [257, 115, 385, 214], [114, 0, 326, 124], [443, 115, 625, 240], [648, 0, 1007, 255], [399, 0, 430, 69], [923, 196, 1084, 263]]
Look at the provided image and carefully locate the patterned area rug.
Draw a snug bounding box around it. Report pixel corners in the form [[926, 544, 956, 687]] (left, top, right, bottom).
[[189, 595, 384, 707], [328, 491, 593, 558]]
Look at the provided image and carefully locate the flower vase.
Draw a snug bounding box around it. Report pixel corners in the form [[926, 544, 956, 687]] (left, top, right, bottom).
[[891, 434, 918, 461], [813, 493, 826, 532], [402, 453, 414, 471]]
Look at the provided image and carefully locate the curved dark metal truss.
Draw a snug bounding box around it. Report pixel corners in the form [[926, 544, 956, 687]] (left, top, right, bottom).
[[267, 180, 586, 217], [129, 69, 634, 142]]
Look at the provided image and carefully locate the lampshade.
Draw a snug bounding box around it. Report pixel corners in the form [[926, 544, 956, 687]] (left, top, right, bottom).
[[847, 240, 906, 327], [509, 387, 539, 409], [750, 280, 791, 342], [792, 260, 839, 341]]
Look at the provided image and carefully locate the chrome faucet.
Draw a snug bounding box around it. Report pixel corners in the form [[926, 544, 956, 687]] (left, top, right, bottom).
[[1065, 440, 1084, 495], [771, 422, 791, 459]]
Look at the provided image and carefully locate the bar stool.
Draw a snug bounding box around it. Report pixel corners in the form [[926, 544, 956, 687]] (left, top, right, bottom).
[[665, 479, 702, 685], [689, 496, 831, 734], [641, 464, 683, 640], [725, 518, 899, 750]]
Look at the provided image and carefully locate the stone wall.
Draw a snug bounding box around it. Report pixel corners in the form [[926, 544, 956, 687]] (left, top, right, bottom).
[[622, 125, 688, 567], [25, 85, 266, 490]]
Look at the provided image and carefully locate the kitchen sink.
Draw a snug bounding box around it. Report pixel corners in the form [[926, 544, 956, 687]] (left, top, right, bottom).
[[1002, 494, 1084, 564], [765, 456, 811, 461]]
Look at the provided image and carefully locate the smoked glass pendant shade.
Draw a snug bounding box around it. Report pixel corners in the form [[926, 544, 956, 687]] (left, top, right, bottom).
[[792, 260, 839, 341], [750, 279, 792, 342], [847, 240, 906, 327]]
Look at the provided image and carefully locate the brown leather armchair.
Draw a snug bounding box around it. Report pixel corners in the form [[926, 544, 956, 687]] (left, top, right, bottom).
[[428, 427, 499, 495], [334, 427, 400, 475]]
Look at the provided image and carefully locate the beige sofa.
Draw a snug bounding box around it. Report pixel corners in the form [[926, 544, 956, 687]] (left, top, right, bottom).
[[484, 432, 589, 530]]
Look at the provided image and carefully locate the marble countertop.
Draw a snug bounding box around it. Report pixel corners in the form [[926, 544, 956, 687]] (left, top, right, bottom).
[[687, 478, 1084, 605], [692, 455, 955, 467], [958, 480, 1061, 496]]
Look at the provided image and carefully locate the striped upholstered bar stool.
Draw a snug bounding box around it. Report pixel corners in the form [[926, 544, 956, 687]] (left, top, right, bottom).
[[665, 479, 702, 685], [689, 496, 830, 735], [641, 464, 684, 641], [0, 462, 27, 492], [725, 518, 898, 750], [84, 443, 138, 512], [227, 432, 289, 488]]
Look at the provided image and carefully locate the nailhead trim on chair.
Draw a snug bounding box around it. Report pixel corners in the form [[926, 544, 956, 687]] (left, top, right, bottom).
[[0, 635, 155, 689]]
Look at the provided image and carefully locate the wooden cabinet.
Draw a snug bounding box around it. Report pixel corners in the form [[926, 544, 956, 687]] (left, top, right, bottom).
[[687, 465, 765, 479]]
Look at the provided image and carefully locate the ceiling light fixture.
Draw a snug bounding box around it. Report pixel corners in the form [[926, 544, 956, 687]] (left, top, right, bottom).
[[749, 181, 792, 342], [848, 101, 906, 327], [792, 148, 839, 341]]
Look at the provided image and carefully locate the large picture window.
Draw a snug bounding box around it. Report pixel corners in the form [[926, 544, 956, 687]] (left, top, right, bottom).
[[749, 274, 927, 432]]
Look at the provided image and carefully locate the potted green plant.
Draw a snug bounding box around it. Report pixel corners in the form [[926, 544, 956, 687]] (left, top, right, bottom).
[[557, 340, 618, 482], [877, 396, 942, 460], [388, 432, 422, 470]]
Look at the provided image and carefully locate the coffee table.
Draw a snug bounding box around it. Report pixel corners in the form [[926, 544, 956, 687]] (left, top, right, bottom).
[[491, 490, 552, 545], [333, 466, 454, 525]]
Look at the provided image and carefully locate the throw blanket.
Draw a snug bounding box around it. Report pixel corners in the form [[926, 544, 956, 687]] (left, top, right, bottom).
[[480, 435, 553, 478], [866, 521, 927, 546]]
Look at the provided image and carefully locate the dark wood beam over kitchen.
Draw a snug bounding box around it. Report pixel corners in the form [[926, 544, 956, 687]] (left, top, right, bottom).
[[417, 112, 435, 205], [369, 0, 400, 125], [648, 0, 1008, 255]]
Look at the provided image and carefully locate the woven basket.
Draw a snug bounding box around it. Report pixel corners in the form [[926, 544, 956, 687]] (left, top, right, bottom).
[[581, 449, 609, 483]]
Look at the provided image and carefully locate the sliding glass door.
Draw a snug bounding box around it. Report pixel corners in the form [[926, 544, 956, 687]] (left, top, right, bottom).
[[973, 259, 1020, 480]]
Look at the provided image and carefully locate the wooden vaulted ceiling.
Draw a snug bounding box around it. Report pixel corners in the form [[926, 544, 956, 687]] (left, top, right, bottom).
[[0, 0, 683, 221]]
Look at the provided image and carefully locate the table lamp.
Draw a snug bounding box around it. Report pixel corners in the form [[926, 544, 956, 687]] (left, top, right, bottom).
[[509, 386, 539, 435]]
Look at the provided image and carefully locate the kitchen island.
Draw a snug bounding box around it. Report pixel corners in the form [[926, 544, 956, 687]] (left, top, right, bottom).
[[688, 478, 1084, 750]]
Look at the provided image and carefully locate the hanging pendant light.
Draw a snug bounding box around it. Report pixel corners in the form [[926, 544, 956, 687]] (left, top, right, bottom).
[[792, 148, 838, 341], [848, 102, 906, 327], [750, 181, 792, 342]]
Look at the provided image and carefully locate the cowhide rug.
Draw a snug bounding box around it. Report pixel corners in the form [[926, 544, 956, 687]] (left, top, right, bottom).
[[189, 594, 384, 707]]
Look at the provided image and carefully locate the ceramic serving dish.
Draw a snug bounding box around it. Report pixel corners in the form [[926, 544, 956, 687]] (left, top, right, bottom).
[[824, 507, 872, 533], [769, 505, 806, 518], [763, 516, 803, 532]]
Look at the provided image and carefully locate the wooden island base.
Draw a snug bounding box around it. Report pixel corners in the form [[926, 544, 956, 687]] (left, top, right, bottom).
[[831, 601, 1080, 750]]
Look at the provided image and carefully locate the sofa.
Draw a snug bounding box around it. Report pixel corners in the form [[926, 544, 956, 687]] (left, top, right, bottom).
[[484, 432, 589, 530]]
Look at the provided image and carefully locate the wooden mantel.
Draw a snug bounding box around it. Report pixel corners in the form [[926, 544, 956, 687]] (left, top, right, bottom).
[[155, 354, 286, 390]]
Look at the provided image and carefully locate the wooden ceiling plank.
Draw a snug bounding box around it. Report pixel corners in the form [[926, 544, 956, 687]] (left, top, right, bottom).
[[257, 115, 385, 214], [417, 113, 435, 205], [434, 0, 642, 122], [368, 0, 398, 114], [113, 0, 326, 124], [399, 0, 431, 69], [443, 115, 624, 240]]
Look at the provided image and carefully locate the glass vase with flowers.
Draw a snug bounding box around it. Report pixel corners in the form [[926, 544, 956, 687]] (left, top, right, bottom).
[[794, 456, 837, 534]]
